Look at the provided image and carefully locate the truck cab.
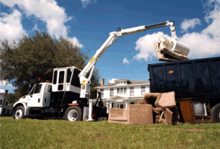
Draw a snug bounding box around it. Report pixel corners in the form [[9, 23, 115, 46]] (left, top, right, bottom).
[[27, 83, 52, 107], [12, 82, 52, 119]]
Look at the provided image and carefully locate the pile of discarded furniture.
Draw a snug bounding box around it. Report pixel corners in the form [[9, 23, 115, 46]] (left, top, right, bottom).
[[108, 36, 214, 125], [108, 91, 179, 125], [108, 36, 192, 125]]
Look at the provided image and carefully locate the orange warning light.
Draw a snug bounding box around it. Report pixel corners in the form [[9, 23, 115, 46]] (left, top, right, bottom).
[[169, 71, 173, 74]]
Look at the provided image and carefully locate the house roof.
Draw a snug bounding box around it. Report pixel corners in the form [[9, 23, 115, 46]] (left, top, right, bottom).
[[95, 79, 150, 89]]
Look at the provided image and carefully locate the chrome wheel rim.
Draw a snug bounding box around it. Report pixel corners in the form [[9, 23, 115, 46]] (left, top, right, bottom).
[[15, 109, 23, 119], [68, 109, 78, 121]]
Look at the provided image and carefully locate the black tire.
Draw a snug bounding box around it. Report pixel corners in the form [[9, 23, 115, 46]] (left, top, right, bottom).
[[211, 103, 220, 122], [13, 106, 24, 119], [64, 106, 82, 121]]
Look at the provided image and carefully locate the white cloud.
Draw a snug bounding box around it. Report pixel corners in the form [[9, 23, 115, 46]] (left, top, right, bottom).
[[0, 0, 71, 39], [0, 80, 14, 93], [134, 32, 171, 62], [0, 9, 27, 44], [202, 0, 220, 38], [108, 78, 117, 84], [123, 58, 129, 64], [181, 18, 201, 32], [179, 0, 220, 58], [180, 33, 220, 58], [69, 36, 83, 48], [81, 0, 97, 8], [0, 88, 6, 93], [0, 80, 12, 87], [0, 0, 84, 48], [134, 0, 220, 60]]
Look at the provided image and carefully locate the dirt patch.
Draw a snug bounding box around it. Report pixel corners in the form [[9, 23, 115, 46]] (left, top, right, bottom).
[[185, 129, 203, 131], [144, 128, 204, 131], [144, 127, 220, 131]]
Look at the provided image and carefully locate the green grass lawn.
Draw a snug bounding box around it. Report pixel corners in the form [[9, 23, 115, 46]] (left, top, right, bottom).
[[1, 117, 220, 149]]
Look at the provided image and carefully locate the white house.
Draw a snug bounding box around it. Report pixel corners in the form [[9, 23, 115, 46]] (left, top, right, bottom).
[[0, 89, 13, 116], [94, 78, 150, 113]]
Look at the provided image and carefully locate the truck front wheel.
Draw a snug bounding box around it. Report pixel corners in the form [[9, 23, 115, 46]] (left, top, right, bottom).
[[65, 106, 82, 121], [13, 106, 24, 119], [211, 103, 220, 122]]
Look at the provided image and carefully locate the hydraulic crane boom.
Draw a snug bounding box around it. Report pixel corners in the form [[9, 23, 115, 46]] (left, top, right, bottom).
[[78, 20, 179, 98]]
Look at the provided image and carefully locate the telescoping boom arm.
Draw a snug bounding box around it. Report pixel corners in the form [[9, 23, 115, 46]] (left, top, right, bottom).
[[78, 21, 177, 98]]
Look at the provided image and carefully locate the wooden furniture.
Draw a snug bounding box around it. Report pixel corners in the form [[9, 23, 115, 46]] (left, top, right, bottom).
[[108, 104, 153, 125], [178, 99, 213, 123]]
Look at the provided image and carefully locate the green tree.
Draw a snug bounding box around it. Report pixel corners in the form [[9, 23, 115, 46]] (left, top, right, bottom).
[[7, 93, 18, 103], [0, 31, 100, 101]]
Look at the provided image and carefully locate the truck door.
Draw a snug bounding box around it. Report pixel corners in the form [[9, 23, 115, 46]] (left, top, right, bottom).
[[27, 84, 42, 107], [42, 84, 52, 107]]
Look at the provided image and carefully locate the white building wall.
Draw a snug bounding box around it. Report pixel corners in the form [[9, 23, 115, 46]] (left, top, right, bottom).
[[134, 86, 139, 96], [96, 84, 150, 113], [98, 85, 149, 99], [114, 88, 117, 96], [104, 88, 110, 98], [146, 86, 150, 93], [127, 87, 130, 96]]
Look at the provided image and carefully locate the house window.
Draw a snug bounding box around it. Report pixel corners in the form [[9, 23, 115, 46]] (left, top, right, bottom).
[[116, 104, 124, 109], [100, 89, 104, 97], [141, 86, 145, 95], [110, 88, 114, 97], [124, 88, 127, 94], [117, 88, 127, 94], [120, 104, 124, 109], [130, 87, 134, 96]]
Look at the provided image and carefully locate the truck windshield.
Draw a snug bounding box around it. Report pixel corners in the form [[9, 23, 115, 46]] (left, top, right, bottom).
[[29, 85, 36, 95], [34, 84, 42, 94], [29, 84, 42, 95]]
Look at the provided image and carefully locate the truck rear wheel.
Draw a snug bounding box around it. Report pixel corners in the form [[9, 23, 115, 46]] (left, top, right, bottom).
[[13, 106, 24, 119], [65, 106, 82, 121], [211, 103, 220, 122]]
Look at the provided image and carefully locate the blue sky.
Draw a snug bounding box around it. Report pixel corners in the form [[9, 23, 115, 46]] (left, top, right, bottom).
[[0, 0, 220, 93]]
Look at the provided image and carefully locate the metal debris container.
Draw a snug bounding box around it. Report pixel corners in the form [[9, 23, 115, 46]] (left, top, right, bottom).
[[148, 56, 220, 122]]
